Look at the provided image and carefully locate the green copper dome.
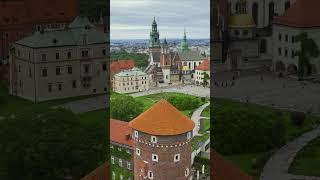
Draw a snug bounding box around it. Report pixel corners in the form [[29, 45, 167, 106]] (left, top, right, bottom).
[[180, 29, 190, 52]]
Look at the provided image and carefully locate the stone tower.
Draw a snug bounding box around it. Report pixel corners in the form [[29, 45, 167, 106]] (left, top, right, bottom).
[[129, 99, 195, 180], [148, 17, 161, 66]]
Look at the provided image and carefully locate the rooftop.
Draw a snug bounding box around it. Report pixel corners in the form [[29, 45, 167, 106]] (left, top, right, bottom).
[[110, 60, 135, 77], [196, 59, 210, 71], [128, 99, 195, 136], [110, 119, 133, 147], [274, 0, 320, 28], [114, 67, 146, 77], [229, 14, 256, 28]]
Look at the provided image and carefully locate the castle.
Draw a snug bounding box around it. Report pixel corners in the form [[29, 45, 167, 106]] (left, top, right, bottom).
[[144, 18, 207, 85]]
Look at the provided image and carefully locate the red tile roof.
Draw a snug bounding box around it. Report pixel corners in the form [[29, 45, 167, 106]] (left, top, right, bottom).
[[110, 119, 133, 147], [274, 0, 320, 28], [196, 59, 210, 71], [128, 99, 195, 136], [81, 162, 109, 180], [110, 60, 135, 77], [211, 150, 254, 180]]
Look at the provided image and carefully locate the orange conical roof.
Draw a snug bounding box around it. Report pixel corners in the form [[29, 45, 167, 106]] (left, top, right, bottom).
[[128, 99, 195, 136]]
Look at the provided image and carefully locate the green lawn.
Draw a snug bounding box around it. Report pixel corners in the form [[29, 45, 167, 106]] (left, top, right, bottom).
[[290, 137, 320, 177], [199, 118, 210, 134], [191, 132, 210, 150], [201, 106, 210, 117]]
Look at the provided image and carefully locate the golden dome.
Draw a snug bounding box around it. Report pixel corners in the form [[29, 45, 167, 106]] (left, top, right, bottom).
[[228, 14, 256, 28]]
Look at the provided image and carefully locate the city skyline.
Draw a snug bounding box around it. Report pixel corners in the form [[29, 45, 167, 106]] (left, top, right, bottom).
[[110, 0, 210, 40]]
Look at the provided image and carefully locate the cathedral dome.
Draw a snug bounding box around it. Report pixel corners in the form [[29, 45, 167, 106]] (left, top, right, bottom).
[[228, 14, 256, 28]]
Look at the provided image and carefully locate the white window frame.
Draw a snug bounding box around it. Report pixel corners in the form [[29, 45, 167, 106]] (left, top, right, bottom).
[[185, 168, 189, 177], [112, 171, 115, 179], [120, 174, 123, 180], [174, 154, 180, 162], [111, 156, 114, 164], [151, 136, 157, 143], [127, 162, 131, 170], [136, 148, 141, 156], [148, 170, 153, 179], [152, 154, 158, 162], [134, 131, 139, 138], [119, 158, 122, 167]]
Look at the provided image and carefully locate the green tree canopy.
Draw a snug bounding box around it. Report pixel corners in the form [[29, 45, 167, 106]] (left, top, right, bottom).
[[110, 94, 144, 121], [111, 51, 149, 68], [0, 108, 107, 180]]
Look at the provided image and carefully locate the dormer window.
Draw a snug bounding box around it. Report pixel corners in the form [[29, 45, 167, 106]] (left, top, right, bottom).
[[134, 131, 139, 138], [151, 136, 157, 143]]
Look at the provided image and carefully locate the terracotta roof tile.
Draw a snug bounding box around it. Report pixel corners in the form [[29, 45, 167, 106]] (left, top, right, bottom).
[[110, 119, 133, 147], [196, 59, 210, 71], [211, 150, 254, 180], [110, 60, 135, 77], [274, 0, 320, 27], [128, 99, 195, 136], [81, 162, 109, 180]]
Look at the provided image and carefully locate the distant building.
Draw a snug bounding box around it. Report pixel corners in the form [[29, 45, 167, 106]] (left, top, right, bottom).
[[194, 59, 210, 86], [9, 16, 108, 102], [144, 18, 206, 85], [0, 0, 79, 63], [110, 60, 135, 79], [272, 0, 320, 75], [112, 68, 149, 94]]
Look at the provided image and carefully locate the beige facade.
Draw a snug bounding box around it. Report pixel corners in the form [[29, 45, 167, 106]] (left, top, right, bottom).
[[195, 70, 210, 86], [9, 16, 108, 102], [112, 68, 150, 94], [272, 25, 320, 75]]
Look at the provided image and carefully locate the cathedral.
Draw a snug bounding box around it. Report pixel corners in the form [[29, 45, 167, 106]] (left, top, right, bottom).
[[144, 18, 207, 85]]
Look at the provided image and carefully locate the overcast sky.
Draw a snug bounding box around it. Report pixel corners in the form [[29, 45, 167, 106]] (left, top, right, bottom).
[[110, 0, 210, 40]]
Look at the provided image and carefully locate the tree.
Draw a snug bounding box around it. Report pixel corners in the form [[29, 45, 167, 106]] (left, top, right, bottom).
[[110, 95, 144, 121], [295, 33, 320, 79], [202, 72, 210, 87], [0, 108, 108, 180]]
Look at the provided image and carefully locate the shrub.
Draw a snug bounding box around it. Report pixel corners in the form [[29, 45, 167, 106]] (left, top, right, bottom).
[[110, 95, 144, 121], [167, 96, 201, 111]]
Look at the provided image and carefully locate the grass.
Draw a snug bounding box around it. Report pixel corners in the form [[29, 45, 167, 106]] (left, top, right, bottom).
[[201, 106, 210, 117], [290, 137, 320, 177], [213, 97, 320, 178], [199, 118, 210, 134]]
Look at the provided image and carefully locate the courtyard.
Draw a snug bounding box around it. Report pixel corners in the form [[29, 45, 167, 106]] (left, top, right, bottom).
[[213, 70, 320, 114]]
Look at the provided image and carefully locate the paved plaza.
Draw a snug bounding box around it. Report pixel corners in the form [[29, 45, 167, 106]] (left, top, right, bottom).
[[213, 70, 320, 114]]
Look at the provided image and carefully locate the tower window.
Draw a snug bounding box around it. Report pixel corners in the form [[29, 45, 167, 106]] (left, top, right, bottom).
[[185, 168, 189, 177], [134, 131, 139, 138], [148, 171, 153, 179], [174, 154, 180, 162], [136, 148, 140, 156], [152, 154, 158, 162], [111, 156, 114, 164], [187, 132, 192, 140], [119, 159, 122, 167]]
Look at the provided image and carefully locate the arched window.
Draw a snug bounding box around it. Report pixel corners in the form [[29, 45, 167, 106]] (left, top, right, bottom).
[[269, 2, 275, 25], [252, 3, 258, 25]]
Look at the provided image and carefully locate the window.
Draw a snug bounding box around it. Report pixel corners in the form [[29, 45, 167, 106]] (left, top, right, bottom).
[[185, 168, 189, 177], [152, 154, 158, 162], [243, 30, 249, 36], [112, 171, 115, 179], [68, 66, 72, 74], [187, 132, 192, 140], [81, 50, 89, 57], [18, 65, 21, 72], [56, 52, 60, 59], [285, 34, 288, 42], [136, 148, 140, 156], [292, 36, 295, 43], [111, 156, 114, 164], [28, 67, 32, 77], [58, 84, 62, 91], [41, 54, 47, 61], [56, 67, 61, 75], [72, 80, 76, 88], [134, 131, 139, 138], [48, 84, 52, 92], [174, 154, 180, 162], [102, 63, 107, 71], [234, 30, 240, 36], [119, 159, 122, 167], [67, 52, 72, 59], [148, 171, 153, 179], [278, 48, 282, 56], [42, 68, 47, 77], [118, 147, 122, 151], [127, 162, 131, 170], [278, 33, 282, 41], [291, 50, 295, 58], [84, 64, 89, 73], [151, 136, 157, 143], [120, 174, 123, 180], [285, 49, 288, 57], [102, 49, 106, 56]]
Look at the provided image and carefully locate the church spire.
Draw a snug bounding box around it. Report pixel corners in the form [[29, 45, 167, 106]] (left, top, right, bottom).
[[149, 17, 160, 48], [180, 28, 189, 52]]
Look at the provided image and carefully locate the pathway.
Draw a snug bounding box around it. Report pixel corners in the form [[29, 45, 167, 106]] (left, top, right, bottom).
[[260, 126, 320, 180], [191, 102, 210, 136]]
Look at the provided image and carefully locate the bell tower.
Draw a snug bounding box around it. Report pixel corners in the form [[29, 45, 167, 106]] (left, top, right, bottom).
[[149, 17, 161, 49]]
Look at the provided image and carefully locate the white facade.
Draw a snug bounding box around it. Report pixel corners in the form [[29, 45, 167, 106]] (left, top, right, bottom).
[[272, 24, 320, 74], [194, 70, 210, 86]]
